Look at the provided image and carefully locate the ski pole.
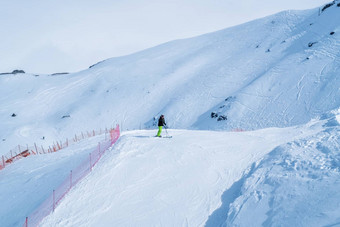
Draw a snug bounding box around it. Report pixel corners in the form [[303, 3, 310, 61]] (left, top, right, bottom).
[[164, 127, 170, 137]]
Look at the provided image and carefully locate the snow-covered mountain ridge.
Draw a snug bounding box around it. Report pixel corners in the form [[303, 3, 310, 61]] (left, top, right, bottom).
[[1, 3, 340, 152], [0, 2, 340, 150]]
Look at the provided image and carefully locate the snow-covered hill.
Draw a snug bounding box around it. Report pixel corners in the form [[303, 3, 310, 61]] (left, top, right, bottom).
[[1, 3, 339, 153], [225, 112, 340, 226], [1, 109, 333, 227], [1, 2, 340, 227]]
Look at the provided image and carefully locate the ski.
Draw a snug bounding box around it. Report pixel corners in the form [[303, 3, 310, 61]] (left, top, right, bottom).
[[154, 135, 172, 138]]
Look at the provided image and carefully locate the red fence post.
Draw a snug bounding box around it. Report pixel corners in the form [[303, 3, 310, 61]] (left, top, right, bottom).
[[2, 156, 5, 168], [34, 143, 38, 154], [53, 190, 55, 212], [70, 170, 73, 188], [89, 153, 92, 171], [20, 125, 120, 227]]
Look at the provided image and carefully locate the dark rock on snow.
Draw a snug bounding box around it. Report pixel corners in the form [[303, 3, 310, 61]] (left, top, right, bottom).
[[308, 42, 317, 47], [12, 70, 25, 74], [211, 112, 218, 118], [322, 2, 335, 12], [217, 115, 227, 121], [51, 72, 69, 76], [0, 69, 25, 75]]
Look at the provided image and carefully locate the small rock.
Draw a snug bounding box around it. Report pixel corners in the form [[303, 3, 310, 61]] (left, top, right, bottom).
[[51, 72, 69, 76], [12, 70, 25, 74], [322, 2, 334, 12], [211, 112, 218, 118], [89, 60, 105, 69], [225, 96, 232, 102], [217, 115, 227, 121], [308, 42, 317, 47]]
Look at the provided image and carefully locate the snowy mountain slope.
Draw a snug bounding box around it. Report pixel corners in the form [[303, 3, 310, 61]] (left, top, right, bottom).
[[223, 109, 340, 226], [0, 134, 106, 227], [37, 116, 330, 227], [1, 4, 339, 153]]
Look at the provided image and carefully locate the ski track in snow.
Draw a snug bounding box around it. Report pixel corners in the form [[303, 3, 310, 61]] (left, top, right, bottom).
[[38, 119, 326, 227]]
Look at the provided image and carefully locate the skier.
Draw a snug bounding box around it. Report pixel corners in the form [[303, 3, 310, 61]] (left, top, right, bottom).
[[156, 115, 166, 137]]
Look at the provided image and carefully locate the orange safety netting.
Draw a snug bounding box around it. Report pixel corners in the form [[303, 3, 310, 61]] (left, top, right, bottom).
[[23, 125, 120, 227], [1, 127, 114, 171]]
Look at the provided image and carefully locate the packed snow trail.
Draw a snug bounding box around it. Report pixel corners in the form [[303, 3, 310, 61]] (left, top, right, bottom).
[[40, 123, 323, 227]]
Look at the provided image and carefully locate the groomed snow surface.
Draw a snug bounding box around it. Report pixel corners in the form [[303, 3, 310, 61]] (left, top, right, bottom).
[[14, 111, 332, 227], [1, 113, 339, 226]]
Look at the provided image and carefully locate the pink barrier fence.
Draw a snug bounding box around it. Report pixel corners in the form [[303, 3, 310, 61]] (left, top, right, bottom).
[[23, 125, 120, 227], [1, 127, 114, 171], [231, 128, 246, 132]]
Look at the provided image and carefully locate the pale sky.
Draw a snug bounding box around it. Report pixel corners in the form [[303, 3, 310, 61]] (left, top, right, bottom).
[[0, 0, 331, 74]]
